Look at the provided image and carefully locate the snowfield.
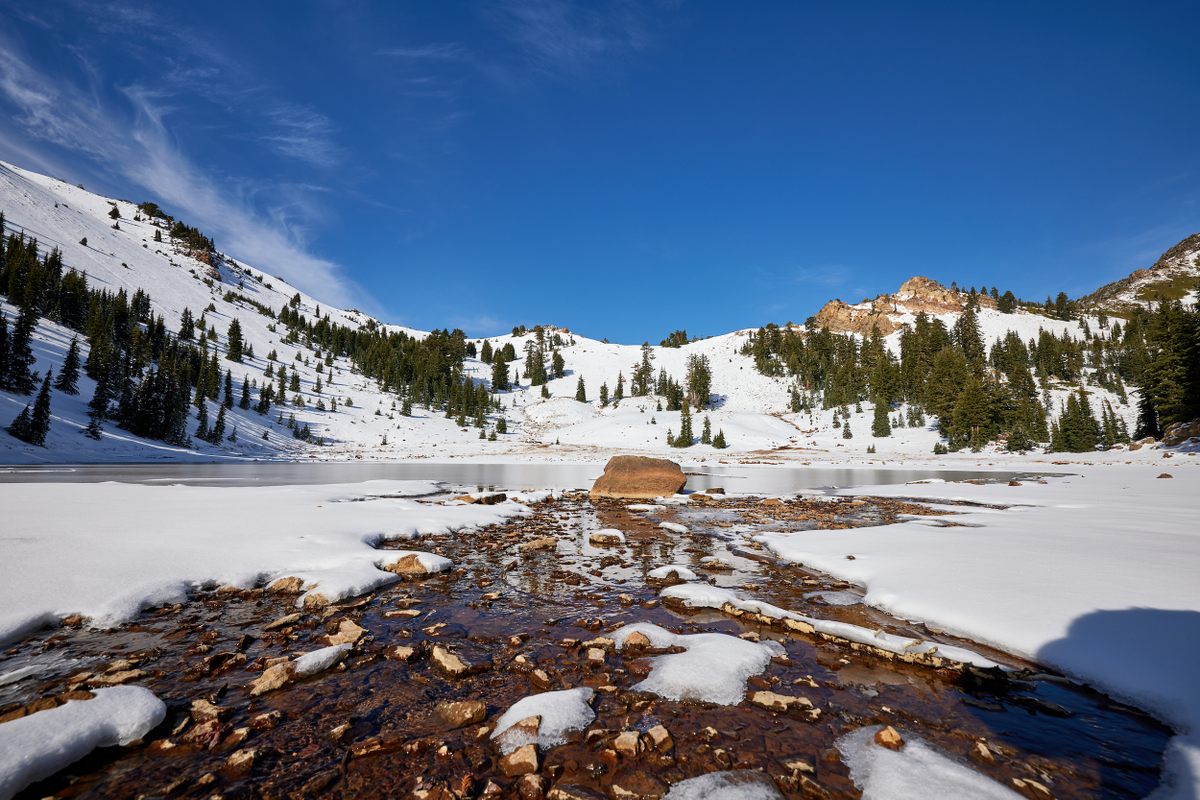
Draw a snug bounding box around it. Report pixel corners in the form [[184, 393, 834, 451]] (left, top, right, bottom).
[[1, 160, 1146, 464], [755, 465, 1200, 799], [0, 479, 528, 643]]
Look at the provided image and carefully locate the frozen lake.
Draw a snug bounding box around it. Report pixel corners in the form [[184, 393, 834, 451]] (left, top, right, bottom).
[[0, 461, 1050, 492]]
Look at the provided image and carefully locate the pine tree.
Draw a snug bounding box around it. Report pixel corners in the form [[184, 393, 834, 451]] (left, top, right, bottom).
[[491, 358, 509, 391], [26, 371, 53, 445], [6, 404, 33, 443], [239, 377, 251, 409], [0, 313, 9, 390], [575, 376, 587, 402], [195, 400, 209, 441], [8, 304, 37, 395], [614, 373, 625, 403], [212, 404, 226, 443], [712, 429, 727, 449], [226, 318, 244, 362], [551, 350, 565, 379], [701, 415, 712, 444], [55, 337, 81, 394], [871, 400, 891, 437], [674, 405, 694, 447], [842, 419, 853, 439], [599, 382, 609, 407]]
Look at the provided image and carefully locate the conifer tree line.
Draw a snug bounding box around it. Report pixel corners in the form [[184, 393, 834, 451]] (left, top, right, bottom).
[[745, 289, 1200, 452]]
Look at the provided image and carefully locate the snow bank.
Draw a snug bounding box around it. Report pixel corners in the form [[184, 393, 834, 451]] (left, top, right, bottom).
[[612, 622, 784, 705], [490, 687, 595, 754], [836, 726, 1021, 799], [659, 521, 689, 534], [758, 467, 1200, 798], [663, 770, 784, 799], [648, 564, 699, 581], [0, 685, 166, 799], [0, 480, 527, 642], [661, 584, 1000, 669]]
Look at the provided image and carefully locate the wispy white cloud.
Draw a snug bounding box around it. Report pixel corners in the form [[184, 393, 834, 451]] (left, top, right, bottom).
[[0, 24, 362, 309], [259, 103, 342, 169], [494, 0, 651, 77]]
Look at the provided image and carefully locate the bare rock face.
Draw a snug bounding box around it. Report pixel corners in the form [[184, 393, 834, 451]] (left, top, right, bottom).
[[810, 276, 996, 336], [1162, 420, 1200, 446], [590, 456, 686, 501]]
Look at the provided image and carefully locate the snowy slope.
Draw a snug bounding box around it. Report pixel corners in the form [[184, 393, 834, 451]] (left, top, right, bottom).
[[0, 160, 1158, 463]]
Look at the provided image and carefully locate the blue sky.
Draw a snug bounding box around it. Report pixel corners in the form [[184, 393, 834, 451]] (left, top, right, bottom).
[[1, 1, 1198, 342]]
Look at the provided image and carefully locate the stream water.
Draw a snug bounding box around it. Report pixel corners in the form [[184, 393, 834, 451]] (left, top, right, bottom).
[[0, 472, 1167, 800]]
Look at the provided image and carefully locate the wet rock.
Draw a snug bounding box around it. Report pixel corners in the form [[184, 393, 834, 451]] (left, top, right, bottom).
[[249, 662, 294, 696], [521, 537, 559, 553], [190, 698, 226, 722], [391, 644, 419, 662], [614, 730, 642, 757], [645, 724, 673, 753], [261, 612, 298, 630], [548, 784, 607, 800], [517, 773, 547, 799], [749, 691, 816, 717], [268, 576, 305, 594], [970, 740, 996, 764], [251, 710, 281, 730], [873, 726, 904, 750], [589, 530, 624, 546], [589, 456, 686, 500], [437, 699, 487, 728], [327, 618, 366, 646], [385, 608, 423, 619], [386, 553, 442, 576], [1011, 778, 1054, 800], [623, 631, 652, 649], [501, 743, 540, 776], [610, 770, 667, 799], [586, 647, 606, 665], [456, 492, 508, 505], [91, 669, 145, 686], [431, 645, 472, 677]]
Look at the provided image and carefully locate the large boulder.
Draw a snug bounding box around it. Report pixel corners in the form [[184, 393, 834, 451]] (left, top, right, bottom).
[[590, 456, 686, 501]]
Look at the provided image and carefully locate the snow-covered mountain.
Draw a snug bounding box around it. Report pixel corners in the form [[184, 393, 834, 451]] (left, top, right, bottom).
[[0, 160, 1163, 463], [1078, 232, 1200, 314]]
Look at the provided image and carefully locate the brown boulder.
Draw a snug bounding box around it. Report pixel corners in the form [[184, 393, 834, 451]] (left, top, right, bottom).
[[590, 456, 686, 501]]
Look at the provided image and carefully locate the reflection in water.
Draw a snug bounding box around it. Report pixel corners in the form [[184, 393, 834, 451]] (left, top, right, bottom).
[[0, 460, 1053, 493]]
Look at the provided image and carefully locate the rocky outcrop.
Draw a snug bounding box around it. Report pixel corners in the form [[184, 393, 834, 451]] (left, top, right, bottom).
[[810, 276, 994, 336], [589, 456, 686, 500]]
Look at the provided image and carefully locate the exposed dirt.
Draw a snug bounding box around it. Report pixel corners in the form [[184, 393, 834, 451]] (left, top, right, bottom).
[[0, 492, 1171, 799]]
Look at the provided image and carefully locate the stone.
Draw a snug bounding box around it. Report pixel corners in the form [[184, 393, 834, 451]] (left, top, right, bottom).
[[1011, 778, 1054, 800], [431, 645, 472, 677], [90, 669, 145, 686], [589, 456, 686, 501], [873, 726, 904, 750], [1157, 473, 1174, 479], [970, 741, 995, 764], [623, 631, 653, 649], [610, 770, 667, 799], [264, 612, 302, 631], [614, 730, 642, 757], [521, 537, 559, 553], [500, 743, 540, 777], [1162, 420, 1200, 446], [391, 645, 418, 662], [437, 699, 487, 728], [588, 531, 624, 545], [268, 576, 305, 594], [456, 492, 508, 505], [386, 553, 440, 576], [749, 691, 814, 714], [249, 662, 294, 696], [190, 699, 226, 722], [645, 724, 673, 752], [547, 785, 607, 800], [516, 773, 547, 800], [327, 618, 366, 646], [586, 647, 606, 664]]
